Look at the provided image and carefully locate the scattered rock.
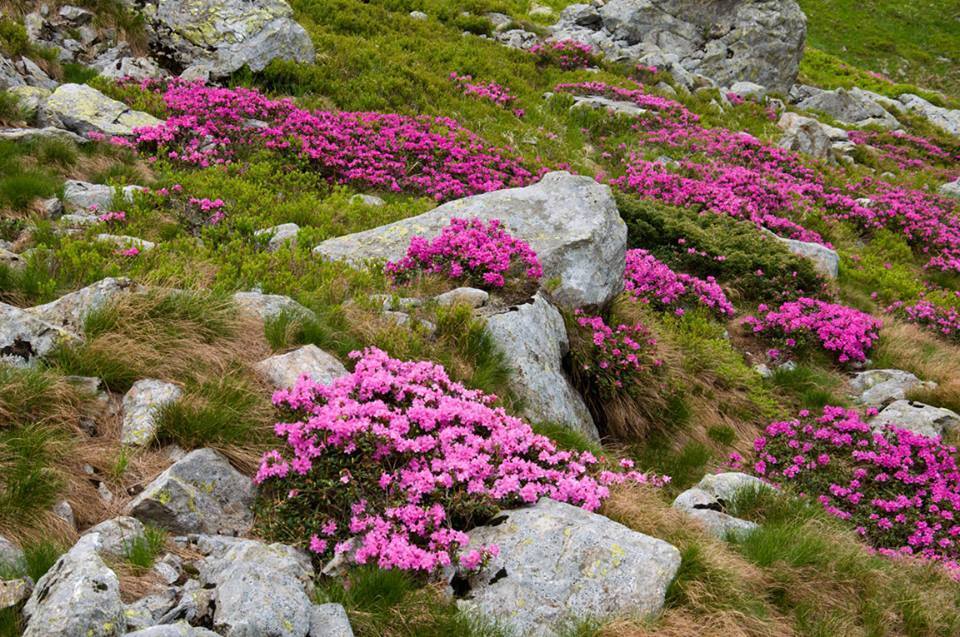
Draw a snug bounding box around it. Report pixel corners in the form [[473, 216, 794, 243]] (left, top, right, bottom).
[[870, 400, 960, 439], [898, 93, 960, 137], [727, 81, 767, 100], [0, 247, 24, 271], [121, 379, 183, 446], [851, 369, 934, 408], [941, 178, 960, 199], [9, 85, 51, 119], [41, 83, 164, 136], [796, 87, 900, 129], [314, 172, 627, 309], [95, 234, 157, 252], [0, 302, 79, 365], [255, 222, 299, 252], [85, 516, 147, 557], [0, 578, 31, 610], [568, 93, 648, 117], [0, 535, 23, 568], [26, 277, 142, 333], [673, 488, 758, 539], [53, 500, 76, 529], [0, 126, 88, 144], [126, 448, 255, 535], [434, 287, 489, 308], [409, 10, 428, 20], [310, 603, 355, 637], [139, 0, 315, 79], [126, 624, 220, 637], [232, 290, 316, 322], [494, 28, 539, 49], [777, 111, 836, 161], [697, 472, 769, 504], [349, 193, 386, 206], [761, 228, 839, 278], [254, 344, 349, 389], [92, 44, 167, 81], [454, 498, 681, 637], [485, 294, 599, 440]]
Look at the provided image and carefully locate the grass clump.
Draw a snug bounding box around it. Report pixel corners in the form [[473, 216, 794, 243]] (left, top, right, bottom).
[[122, 525, 167, 573]]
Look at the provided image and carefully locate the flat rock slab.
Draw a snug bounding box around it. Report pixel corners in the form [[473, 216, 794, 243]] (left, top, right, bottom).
[[870, 400, 960, 439], [233, 290, 316, 322], [455, 498, 680, 636], [313, 171, 627, 309], [26, 277, 142, 333], [42, 83, 163, 136], [851, 369, 933, 408], [762, 228, 838, 278], [254, 344, 348, 389]]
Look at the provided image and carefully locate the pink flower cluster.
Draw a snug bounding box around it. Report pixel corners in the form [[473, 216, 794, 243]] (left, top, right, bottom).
[[127, 79, 532, 201], [189, 196, 227, 225], [530, 40, 595, 70], [745, 298, 882, 363], [573, 310, 661, 392], [754, 406, 960, 574], [449, 72, 517, 108], [384, 217, 542, 289], [624, 248, 735, 318], [886, 299, 960, 339], [848, 130, 958, 173], [97, 210, 126, 224], [255, 347, 665, 572]]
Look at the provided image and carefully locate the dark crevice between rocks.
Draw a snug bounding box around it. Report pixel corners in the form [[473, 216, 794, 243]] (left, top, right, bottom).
[[0, 338, 36, 361]]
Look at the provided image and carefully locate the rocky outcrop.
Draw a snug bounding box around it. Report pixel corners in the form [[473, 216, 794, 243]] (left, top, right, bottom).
[[314, 172, 627, 309], [897, 93, 960, 137], [777, 111, 848, 163], [485, 294, 599, 440], [453, 498, 680, 636], [672, 472, 767, 540], [232, 290, 316, 321], [126, 448, 255, 535], [851, 369, 934, 408], [796, 88, 900, 129], [26, 277, 142, 333], [41, 83, 163, 136], [122, 379, 183, 446], [761, 228, 839, 279], [870, 400, 960, 439], [0, 302, 78, 365], [548, 0, 807, 93], [138, 0, 315, 79], [254, 344, 349, 389], [62, 179, 144, 214]]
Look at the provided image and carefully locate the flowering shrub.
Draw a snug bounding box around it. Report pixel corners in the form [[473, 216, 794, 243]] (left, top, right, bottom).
[[570, 310, 661, 394], [126, 79, 532, 201], [624, 248, 734, 318], [745, 298, 881, 364], [97, 210, 126, 224], [886, 299, 960, 339], [384, 217, 542, 289], [753, 406, 960, 573], [449, 72, 517, 108], [254, 347, 665, 572], [530, 40, 596, 70]]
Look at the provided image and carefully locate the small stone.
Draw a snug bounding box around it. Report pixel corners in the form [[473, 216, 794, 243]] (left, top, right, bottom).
[[310, 603, 355, 637], [940, 178, 960, 199], [95, 234, 156, 252], [53, 500, 75, 529], [409, 10, 428, 20], [254, 344, 348, 389], [0, 579, 31, 610], [851, 369, 934, 408], [121, 379, 183, 446], [727, 81, 766, 100], [255, 222, 300, 252], [349, 193, 386, 206], [434, 287, 489, 308], [0, 247, 24, 271], [672, 487, 758, 539], [0, 535, 23, 568]]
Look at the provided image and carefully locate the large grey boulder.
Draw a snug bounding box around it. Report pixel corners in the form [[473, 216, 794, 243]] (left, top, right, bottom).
[[314, 172, 626, 309], [41, 83, 163, 136], [22, 534, 125, 637], [195, 536, 318, 637], [122, 379, 183, 446], [485, 295, 599, 440], [26, 277, 142, 333], [777, 111, 836, 161], [549, 0, 807, 94], [454, 498, 680, 636], [899, 94, 960, 138], [851, 369, 934, 408], [138, 0, 314, 79], [92, 44, 166, 82], [232, 290, 316, 322], [126, 448, 255, 535], [870, 400, 960, 439], [0, 302, 79, 365], [796, 88, 900, 129], [254, 344, 348, 389], [761, 228, 839, 279], [0, 126, 88, 144]]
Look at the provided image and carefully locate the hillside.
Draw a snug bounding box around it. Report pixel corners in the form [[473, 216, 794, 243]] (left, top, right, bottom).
[[1, 0, 960, 636]]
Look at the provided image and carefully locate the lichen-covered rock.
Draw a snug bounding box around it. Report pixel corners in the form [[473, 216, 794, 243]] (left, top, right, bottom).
[[0, 535, 23, 567], [254, 344, 348, 389], [95, 234, 157, 252], [126, 448, 255, 535], [195, 536, 317, 637], [796, 87, 900, 129], [434, 287, 489, 308], [255, 222, 300, 252], [63, 179, 116, 212], [0, 126, 88, 144], [0, 302, 79, 365], [139, 0, 315, 79], [122, 379, 183, 446], [9, 85, 50, 120], [485, 294, 599, 440], [696, 472, 769, 503], [232, 290, 316, 321], [310, 603, 355, 637], [672, 487, 758, 539], [870, 400, 960, 439], [761, 228, 839, 278], [568, 93, 648, 117], [126, 624, 221, 637], [851, 369, 934, 408], [22, 534, 125, 637], [777, 111, 835, 161], [26, 277, 142, 333], [898, 94, 960, 137], [549, 0, 807, 94], [0, 578, 30, 610], [454, 498, 680, 637], [41, 83, 163, 136], [85, 516, 147, 557], [314, 172, 626, 309], [92, 44, 166, 81]]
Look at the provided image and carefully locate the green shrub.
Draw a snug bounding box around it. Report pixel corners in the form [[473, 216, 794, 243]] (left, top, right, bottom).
[[122, 526, 167, 572]]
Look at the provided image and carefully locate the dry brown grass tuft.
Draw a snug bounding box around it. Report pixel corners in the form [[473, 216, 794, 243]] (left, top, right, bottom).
[[873, 318, 960, 415]]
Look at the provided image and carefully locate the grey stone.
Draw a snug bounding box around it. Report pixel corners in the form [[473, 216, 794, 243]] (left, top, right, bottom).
[[254, 344, 348, 389], [63, 179, 117, 212], [797, 87, 900, 129], [9, 86, 50, 120], [851, 369, 934, 408], [898, 94, 960, 137], [255, 222, 300, 252], [434, 287, 489, 308], [22, 535, 125, 637], [672, 487, 758, 539], [59, 5, 95, 24], [0, 126, 88, 144], [26, 277, 142, 333], [0, 302, 79, 365], [454, 498, 681, 636], [139, 0, 314, 79], [310, 603, 354, 637], [382, 310, 435, 332], [93, 45, 166, 82], [196, 537, 316, 637], [777, 111, 834, 161], [0, 578, 30, 610], [761, 228, 839, 278], [0, 535, 23, 568], [349, 193, 386, 206], [727, 81, 766, 100], [121, 379, 183, 446], [409, 10, 428, 20], [494, 28, 539, 49], [126, 448, 255, 535], [53, 500, 76, 529], [42, 83, 163, 136], [485, 294, 598, 440], [96, 234, 157, 252], [232, 290, 316, 321], [0, 55, 25, 90], [314, 172, 626, 309], [697, 472, 769, 504], [126, 624, 221, 637], [85, 516, 147, 557], [485, 12, 514, 31], [0, 247, 23, 271], [15, 57, 56, 89], [870, 400, 960, 439], [124, 588, 180, 631], [941, 178, 960, 199], [154, 579, 214, 626], [569, 93, 647, 116]]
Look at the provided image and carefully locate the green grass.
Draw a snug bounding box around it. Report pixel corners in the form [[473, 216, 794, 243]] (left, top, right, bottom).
[[767, 364, 848, 411], [122, 525, 167, 572], [0, 424, 65, 529]]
